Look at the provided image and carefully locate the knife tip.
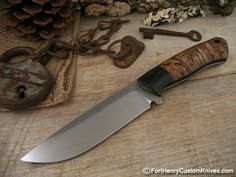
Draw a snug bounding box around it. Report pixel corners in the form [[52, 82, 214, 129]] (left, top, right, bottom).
[[20, 153, 67, 163], [21, 153, 38, 163], [21, 154, 30, 163]]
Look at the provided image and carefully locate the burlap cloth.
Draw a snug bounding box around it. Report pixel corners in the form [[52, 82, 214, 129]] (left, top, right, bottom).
[[0, 12, 81, 111]]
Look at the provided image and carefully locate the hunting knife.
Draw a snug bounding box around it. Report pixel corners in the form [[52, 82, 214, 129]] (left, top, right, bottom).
[[21, 37, 228, 163]]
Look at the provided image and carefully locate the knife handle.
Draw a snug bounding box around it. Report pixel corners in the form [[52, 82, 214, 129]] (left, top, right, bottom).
[[138, 37, 228, 95]]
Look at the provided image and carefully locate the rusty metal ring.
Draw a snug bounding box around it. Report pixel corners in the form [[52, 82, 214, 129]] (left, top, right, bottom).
[[98, 23, 112, 30], [78, 47, 102, 55], [97, 20, 113, 30], [47, 47, 68, 59], [107, 39, 122, 59], [78, 30, 95, 43], [107, 39, 131, 59], [95, 37, 110, 46], [47, 40, 74, 59], [0, 47, 36, 63]]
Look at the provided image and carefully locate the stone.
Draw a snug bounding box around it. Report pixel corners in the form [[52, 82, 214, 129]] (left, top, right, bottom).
[[208, 0, 236, 16], [85, 4, 107, 16], [127, 0, 204, 12], [106, 2, 131, 17], [219, 0, 230, 6], [81, 0, 235, 17], [128, 0, 160, 12], [218, 4, 234, 16]]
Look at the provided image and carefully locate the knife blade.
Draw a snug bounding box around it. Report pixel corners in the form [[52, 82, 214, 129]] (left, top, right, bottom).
[[21, 37, 228, 163]]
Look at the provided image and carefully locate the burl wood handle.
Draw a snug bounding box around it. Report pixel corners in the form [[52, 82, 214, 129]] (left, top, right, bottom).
[[138, 37, 228, 95]]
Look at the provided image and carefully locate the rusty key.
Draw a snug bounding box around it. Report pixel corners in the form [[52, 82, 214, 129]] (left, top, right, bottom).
[[139, 27, 202, 42]]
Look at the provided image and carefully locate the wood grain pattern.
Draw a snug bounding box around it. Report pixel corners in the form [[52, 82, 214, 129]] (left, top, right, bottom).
[[160, 37, 228, 81], [0, 12, 236, 177]]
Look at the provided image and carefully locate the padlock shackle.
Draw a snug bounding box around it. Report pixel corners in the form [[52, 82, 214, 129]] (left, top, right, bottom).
[[0, 47, 36, 63]]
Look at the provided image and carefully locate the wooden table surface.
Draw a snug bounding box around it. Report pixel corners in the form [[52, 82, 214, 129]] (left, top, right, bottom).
[[0, 12, 236, 177]]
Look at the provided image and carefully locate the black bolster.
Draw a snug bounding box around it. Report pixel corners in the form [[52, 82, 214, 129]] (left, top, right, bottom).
[[137, 66, 173, 96]]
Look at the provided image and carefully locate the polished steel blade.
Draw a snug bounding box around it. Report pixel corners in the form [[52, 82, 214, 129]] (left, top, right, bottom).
[[21, 81, 162, 163]]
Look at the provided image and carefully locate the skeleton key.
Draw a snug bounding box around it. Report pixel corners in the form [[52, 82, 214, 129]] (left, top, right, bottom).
[[139, 27, 202, 42]]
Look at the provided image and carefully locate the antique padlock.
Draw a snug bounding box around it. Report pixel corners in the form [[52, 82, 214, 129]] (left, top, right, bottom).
[[0, 47, 52, 110]]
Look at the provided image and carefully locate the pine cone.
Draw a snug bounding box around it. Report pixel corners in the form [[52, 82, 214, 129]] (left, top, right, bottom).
[[2, 0, 74, 41]]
